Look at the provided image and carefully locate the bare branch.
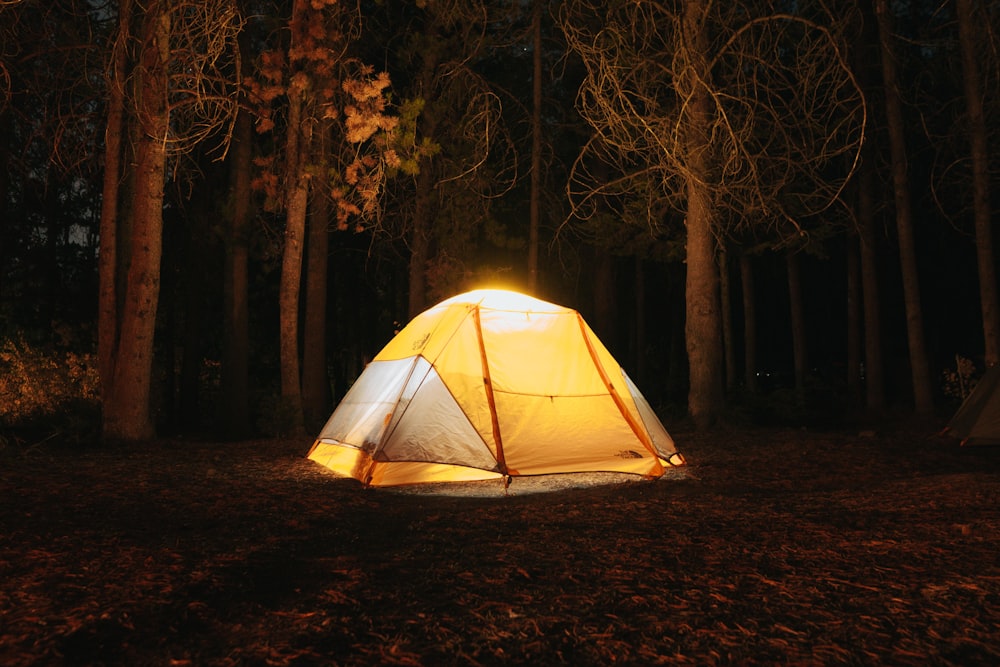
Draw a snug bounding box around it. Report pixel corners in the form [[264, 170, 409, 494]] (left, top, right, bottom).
[[559, 0, 866, 244]]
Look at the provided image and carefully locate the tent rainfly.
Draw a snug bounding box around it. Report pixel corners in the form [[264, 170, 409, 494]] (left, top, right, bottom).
[[308, 289, 685, 486], [945, 364, 1000, 446]]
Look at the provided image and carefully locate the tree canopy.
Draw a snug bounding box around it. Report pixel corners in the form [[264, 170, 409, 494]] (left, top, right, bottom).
[[1, 0, 998, 440]]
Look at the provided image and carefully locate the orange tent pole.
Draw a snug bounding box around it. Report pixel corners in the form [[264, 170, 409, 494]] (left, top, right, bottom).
[[576, 313, 664, 476], [472, 305, 510, 476]]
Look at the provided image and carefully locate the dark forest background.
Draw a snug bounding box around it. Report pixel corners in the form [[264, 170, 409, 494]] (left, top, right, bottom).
[[0, 0, 998, 444]]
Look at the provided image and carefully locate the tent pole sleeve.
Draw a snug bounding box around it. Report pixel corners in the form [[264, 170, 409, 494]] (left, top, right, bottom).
[[576, 313, 664, 475], [473, 307, 508, 475]]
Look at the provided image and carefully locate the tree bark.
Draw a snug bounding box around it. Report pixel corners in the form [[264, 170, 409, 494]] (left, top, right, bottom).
[[854, 0, 885, 413], [0, 110, 7, 303], [221, 90, 252, 438], [858, 159, 885, 411], [956, 0, 999, 367], [302, 125, 332, 429], [786, 250, 807, 402], [685, 193, 722, 428], [681, 0, 724, 429], [103, 3, 169, 441], [528, 0, 542, 293], [846, 232, 862, 402], [278, 0, 310, 433], [408, 40, 443, 320], [719, 245, 736, 393], [632, 254, 646, 387], [179, 216, 205, 430], [874, 0, 933, 413], [740, 254, 758, 393], [97, 0, 131, 415], [408, 166, 433, 319], [593, 246, 615, 346]]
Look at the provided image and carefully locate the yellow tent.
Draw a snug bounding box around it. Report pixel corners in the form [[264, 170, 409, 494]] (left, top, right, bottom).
[[307, 289, 685, 486]]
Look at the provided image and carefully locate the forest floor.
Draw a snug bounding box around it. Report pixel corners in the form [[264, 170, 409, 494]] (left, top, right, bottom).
[[2, 422, 1000, 666]]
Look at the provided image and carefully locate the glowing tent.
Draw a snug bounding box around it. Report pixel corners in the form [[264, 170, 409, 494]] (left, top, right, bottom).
[[307, 289, 685, 486]]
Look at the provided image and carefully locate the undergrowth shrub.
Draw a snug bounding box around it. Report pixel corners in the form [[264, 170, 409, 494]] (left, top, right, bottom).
[[942, 354, 978, 402], [0, 336, 100, 447]]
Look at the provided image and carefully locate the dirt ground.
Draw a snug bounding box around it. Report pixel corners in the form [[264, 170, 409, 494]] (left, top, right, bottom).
[[2, 424, 999, 666]]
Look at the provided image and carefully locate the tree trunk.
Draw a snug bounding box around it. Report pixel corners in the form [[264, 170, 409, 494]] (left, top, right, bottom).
[[279, 151, 308, 433], [302, 126, 332, 429], [858, 159, 885, 412], [666, 263, 689, 404], [684, 179, 724, 428], [43, 172, 61, 324], [278, 0, 311, 433], [956, 0, 999, 367], [632, 254, 646, 387], [528, 0, 542, 293], [221, 94, 252, 438], [178, 220, 205, 430], [740, 254, 758, 393], [854, 1, 885, 413], [874, 0, 933, 413], [0, 111, 8, 303], [97, 0, 131, 414], [846, 233, 862, 403], [406, 19, 444, 320], [786, 250, 807, 402], [408, 166, 433, 319], [593, 247, 615, 345], [681, 0, 724, 429], [719, 245, 736, 392], [103, 3, 169, 441]]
